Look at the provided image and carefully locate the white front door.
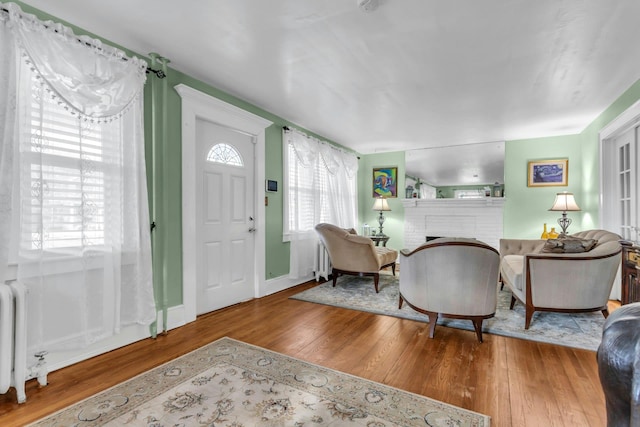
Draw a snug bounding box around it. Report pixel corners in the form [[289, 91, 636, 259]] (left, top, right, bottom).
[[195, 118, 255, 314]]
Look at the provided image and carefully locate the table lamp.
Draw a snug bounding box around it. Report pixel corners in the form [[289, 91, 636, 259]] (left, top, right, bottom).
[[549, 192, 581, 236], [372, 198, 391, 236]]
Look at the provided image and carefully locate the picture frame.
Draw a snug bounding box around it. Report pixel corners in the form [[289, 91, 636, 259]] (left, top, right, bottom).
[[373, 166, 398, 198], [527, 159, 568, 187]]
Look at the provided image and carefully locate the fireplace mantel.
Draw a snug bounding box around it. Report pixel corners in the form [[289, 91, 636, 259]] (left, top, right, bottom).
[[402, 198, 506, 250], [402, 198, 506, 209]]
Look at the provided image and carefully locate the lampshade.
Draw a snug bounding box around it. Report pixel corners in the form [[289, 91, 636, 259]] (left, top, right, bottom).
[[549, 192, 581, 212], [372, 198, 391, 212]]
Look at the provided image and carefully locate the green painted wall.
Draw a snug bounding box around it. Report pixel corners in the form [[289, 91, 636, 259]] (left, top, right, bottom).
[[357, 152, 406, 251], [503, 134, 583, 239], [502, 79, 640, 239]]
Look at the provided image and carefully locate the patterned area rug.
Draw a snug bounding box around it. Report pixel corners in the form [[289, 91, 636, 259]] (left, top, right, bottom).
[[30, 337, 490, 426], [291, 275, 605, 351]]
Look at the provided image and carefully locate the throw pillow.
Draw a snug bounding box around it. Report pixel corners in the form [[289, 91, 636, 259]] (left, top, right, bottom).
[[542, 237, 598, 253]]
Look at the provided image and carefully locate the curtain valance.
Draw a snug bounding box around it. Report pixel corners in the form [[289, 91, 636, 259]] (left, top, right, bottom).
[[285, 128, 358, 177], [3, 2, 147, 120]]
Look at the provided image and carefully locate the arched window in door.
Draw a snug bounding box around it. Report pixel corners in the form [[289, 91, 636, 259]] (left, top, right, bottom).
[[207, 142, 244, 167]]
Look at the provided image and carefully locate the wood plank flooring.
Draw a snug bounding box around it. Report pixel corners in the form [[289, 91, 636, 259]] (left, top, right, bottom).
[[0, 280, 610, 426]]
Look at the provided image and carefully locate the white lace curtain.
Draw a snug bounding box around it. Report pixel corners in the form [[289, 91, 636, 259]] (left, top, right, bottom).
[[283, 128, 358, 278], [0, 3, 155, 353]]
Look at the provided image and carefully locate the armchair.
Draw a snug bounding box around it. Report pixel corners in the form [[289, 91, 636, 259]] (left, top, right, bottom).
[[399, 238, 500, 342], [315, 223, 397, 293], [500, 229, 622, 329]]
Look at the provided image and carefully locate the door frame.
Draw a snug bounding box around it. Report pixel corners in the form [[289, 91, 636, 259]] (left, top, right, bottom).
[[176, 84, 272, 324], [599, 99, 640, 231]]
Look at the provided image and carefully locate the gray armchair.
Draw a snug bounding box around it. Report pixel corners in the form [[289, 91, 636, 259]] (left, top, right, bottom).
[[399, 238, 500, 342], [315, 223, 398, 293], [500, 229, 622, 329]]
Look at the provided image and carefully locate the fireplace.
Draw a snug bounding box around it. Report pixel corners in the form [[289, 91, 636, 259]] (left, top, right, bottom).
[[402, 198, 505, 251]]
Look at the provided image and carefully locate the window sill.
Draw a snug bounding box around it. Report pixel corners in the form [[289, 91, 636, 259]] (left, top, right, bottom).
[[5, 250, 140, 282]]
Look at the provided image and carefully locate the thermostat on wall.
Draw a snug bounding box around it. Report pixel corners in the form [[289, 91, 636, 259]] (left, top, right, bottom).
[[266, 180, 278, 192]]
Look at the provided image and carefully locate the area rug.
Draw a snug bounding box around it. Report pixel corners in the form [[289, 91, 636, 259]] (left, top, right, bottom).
[[291, 275, 605, 351], [30, 337, 490, 426]]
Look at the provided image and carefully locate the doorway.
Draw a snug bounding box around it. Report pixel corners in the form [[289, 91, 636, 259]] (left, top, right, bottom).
[[195, 120, 256, 314], [176, 84, 272, 323]]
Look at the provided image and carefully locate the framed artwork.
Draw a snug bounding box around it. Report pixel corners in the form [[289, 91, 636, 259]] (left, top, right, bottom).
[[527, 159, 568, 187], [373, 166, 398, 198]]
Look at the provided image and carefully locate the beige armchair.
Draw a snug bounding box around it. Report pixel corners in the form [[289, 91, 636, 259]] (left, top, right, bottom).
[[399, 238, 500, 342], [500, 229, 622, 329], [315, 223, 398, 293]]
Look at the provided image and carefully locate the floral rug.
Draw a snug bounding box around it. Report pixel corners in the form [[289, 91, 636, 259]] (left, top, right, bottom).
[[291, 275, 605, 351], [30, 337, 490, 426]]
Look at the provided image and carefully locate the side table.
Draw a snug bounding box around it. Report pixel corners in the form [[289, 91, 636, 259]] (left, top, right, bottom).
[[621, 243, 640, 305], [370, 235, 390, 247]]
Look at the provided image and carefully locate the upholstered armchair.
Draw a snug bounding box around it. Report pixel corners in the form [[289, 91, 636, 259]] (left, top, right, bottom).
[[315, 223, 398, 293], [500, 229, 622, 329], [399, 238, 500, 342]]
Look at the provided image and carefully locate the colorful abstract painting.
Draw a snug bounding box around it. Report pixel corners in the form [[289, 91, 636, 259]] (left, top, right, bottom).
[[373, 167, 397, 198]]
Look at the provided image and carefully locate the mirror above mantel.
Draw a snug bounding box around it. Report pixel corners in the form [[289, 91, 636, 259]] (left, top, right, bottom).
[[405, 141, 505, 193]]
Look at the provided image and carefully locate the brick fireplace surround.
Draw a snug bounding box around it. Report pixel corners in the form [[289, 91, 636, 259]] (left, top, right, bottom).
[[402, 198, 506, 251]]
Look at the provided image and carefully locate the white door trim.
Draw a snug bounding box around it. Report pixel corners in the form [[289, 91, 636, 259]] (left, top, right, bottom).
[[176, 84, 272, 324], [599, 99, 640, 228]]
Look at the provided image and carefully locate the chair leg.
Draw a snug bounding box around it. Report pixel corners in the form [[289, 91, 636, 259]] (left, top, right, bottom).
[[499, 272, 504, 290], [602, 308, 610, 318], [525, 305, 535, 329], [373, 273, 379, 293], [398, 294, 404, 309], [471, 318, 484, 343], [391, 262, 396, 276], [509, 295, 516, 310], [426, 312, 438, 338], [332, 273, 338, 287]]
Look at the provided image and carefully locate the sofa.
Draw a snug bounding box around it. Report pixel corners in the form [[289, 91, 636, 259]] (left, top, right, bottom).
[[314, 223, 398, 293], [500, 229, 622, 329]]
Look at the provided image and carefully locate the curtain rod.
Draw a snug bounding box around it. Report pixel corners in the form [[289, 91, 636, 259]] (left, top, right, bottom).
[[0, 6, 166, 79], [283, 126, 360, 159]]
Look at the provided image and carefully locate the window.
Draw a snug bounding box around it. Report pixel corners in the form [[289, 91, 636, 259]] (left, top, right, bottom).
[[21, 77, 114, 251], [283, 129, 358, 239], [207, 143, 243, 166]]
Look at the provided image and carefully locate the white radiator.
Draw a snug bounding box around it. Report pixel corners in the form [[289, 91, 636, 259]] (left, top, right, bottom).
[[314, 242, 332, 282], [0, 282, 29, 403]]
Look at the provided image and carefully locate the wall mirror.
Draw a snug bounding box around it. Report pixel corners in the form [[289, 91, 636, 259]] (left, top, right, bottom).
[[405, 141, 505, 196]]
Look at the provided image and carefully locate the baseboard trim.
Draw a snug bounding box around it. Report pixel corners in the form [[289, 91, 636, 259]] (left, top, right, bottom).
[[261, 274, 315, 297]]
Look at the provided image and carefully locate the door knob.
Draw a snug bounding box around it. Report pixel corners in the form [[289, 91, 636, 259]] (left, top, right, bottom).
[[248, 227, 256, 233]]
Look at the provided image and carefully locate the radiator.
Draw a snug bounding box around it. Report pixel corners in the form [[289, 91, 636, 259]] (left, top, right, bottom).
[[0, 282, 29, 403], [314, 242, 332, 282]]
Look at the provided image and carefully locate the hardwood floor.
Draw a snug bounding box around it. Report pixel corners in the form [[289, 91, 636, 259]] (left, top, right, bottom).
[[0, 280, 609, 426]]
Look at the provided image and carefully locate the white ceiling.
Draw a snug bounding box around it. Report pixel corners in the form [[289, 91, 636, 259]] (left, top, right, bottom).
[[19, 0, 640, 155]]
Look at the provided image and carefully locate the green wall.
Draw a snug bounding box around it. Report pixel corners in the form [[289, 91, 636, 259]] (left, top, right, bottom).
[[503, 134, 583, 239], [357, 151, 406, 251], [503, 79, 640, 239]]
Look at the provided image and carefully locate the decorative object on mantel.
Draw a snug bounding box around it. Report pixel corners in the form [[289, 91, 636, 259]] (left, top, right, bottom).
[[372, 197, 391, 236], [528, 159, 569, 187], [549, 191, 581, 236], [372, 166, 397, 198], [405, 185, 413, 199]]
